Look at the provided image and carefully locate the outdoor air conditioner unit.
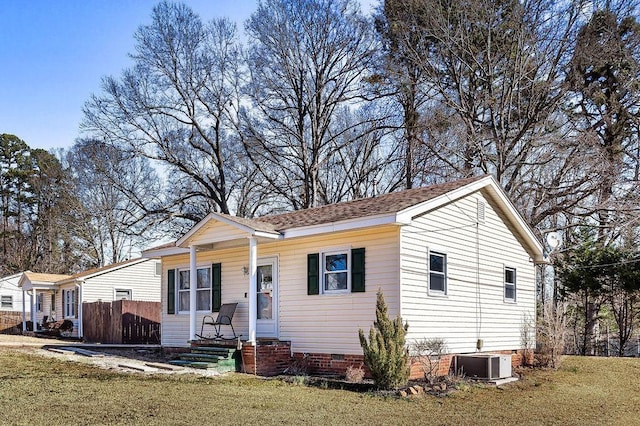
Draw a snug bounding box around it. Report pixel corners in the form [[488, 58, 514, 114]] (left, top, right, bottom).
[[456, 354, 512, 380]]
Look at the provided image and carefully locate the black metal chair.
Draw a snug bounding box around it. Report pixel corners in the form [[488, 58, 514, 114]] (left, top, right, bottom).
[[196, 303, 238, 340]]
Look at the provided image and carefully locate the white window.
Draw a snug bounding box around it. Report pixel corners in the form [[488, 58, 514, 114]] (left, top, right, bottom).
[[322, 251, 349, 293], [429, 251, 447, 294], [63, 289, 76, 318], [115, 289, 132, 300], [154, 261, 162, 276], [178, 267, 211, 312], [36, 293, 43, 312], [1, 295, 12, 309], [505, 267, 516, 302]]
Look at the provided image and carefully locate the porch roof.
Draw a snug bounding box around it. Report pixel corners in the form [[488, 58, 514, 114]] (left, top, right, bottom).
[[19, 271, 71, 290]]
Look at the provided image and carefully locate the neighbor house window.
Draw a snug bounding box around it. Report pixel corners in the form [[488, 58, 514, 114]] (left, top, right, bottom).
[[322, 251, 349, 293], [1, 295, 12, 309], [178, 267, 211, 312], [36, 293, 43, 312], [429, 252, 447, 294], [63, 289, 76, 318], [51, 293, 56, 312], [115, 289, 132, 300], [505, 267, 516, 302]]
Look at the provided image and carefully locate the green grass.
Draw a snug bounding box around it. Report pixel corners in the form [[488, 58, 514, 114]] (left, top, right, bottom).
[[1, 349, 639, 425]]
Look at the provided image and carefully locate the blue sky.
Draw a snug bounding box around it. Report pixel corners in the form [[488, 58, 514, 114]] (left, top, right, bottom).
[[1, 1, 374, 150]]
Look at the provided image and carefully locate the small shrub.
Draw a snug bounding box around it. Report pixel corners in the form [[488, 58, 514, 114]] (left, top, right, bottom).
[[410, 338, 448, 384], [345, 364, 365, 383], [536, 302, 567, 369], [520, 313, 535, 367], [358, 290, 410, 390]]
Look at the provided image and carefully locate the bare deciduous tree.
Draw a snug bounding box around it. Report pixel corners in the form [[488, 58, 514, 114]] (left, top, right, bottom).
[[242, 0, 381, 210], [82, 1, 247, 225]]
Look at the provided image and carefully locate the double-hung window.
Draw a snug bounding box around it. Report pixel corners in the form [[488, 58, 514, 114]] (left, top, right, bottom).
[[429, 251, 447, 294], [63, 289, 76, 318], [36, 293, 43, 312], [504, 267, 516, 302], [322, 251, 349, 293], [178, 267, 211, 312]]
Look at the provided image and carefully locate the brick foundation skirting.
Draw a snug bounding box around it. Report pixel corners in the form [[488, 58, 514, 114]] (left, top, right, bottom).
[[239, 339, 524, 378]]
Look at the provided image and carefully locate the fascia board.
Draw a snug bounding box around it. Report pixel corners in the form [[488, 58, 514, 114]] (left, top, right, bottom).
[[282, 213, 402, 239], [142, 246, 190, 258]]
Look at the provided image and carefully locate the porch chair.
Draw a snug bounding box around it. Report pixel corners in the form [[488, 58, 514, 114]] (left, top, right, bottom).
[[196, 302, 238, 340]]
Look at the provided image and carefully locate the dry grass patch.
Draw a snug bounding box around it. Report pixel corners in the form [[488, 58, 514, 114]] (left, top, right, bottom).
[[1, 348, 639, 425]]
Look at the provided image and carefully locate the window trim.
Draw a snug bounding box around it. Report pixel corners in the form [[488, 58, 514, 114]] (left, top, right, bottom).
[[1, 295, 12, 309], [428, 251, 448, 296], [321, 249, 351, 294], [63, 289, 76, 319], [504, 266, 517, 302], [114, 288, 133, 300], [36, 293, 43, 312], [177, 265, 212, 314]]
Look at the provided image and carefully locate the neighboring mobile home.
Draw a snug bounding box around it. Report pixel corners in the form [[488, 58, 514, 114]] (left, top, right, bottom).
[[144, 175, 544, 376], [19, 258, 161, 337]]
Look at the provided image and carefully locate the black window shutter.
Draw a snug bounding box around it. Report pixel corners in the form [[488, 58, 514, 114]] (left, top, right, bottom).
[[212, 263, 222, 312], [351, 248, 366, 293], [167, 269, 175, 315], [307, 253, 319, 295]]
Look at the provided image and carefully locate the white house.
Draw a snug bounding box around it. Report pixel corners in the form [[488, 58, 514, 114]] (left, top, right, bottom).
[[19, 258, 161, 337], [143, 175, 544, 376], [0, 273, 29, 313]]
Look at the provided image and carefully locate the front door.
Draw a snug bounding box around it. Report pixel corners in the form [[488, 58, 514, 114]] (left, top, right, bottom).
[[256, 256, 278, 337]]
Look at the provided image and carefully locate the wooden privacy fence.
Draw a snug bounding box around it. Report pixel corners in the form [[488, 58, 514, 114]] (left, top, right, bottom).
[[0, 311, 23, 334], [82, 300, 161, 344]]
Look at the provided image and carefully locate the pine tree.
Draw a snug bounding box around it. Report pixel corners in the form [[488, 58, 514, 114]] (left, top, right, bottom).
[[358, 290, 409, 390]]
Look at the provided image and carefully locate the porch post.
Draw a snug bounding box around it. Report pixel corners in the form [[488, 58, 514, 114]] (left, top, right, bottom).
[[189, 245, 197, 341], [30, 290, 36, 330], [249, 237, 257, 343], [22, 288, 26, 332], [76, 282, 83, 338]]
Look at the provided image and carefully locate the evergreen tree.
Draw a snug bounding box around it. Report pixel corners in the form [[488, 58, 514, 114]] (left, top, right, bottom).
[[358, 290, 409, 390]]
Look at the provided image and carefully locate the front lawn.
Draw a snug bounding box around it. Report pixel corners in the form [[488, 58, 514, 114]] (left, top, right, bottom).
[[1, 349, 638, 425]]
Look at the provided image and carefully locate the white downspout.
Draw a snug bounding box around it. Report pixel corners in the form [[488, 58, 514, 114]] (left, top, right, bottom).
[[249, 237, 258, 344], [75, 281, 84, 338], [189, 245, 197, 341]]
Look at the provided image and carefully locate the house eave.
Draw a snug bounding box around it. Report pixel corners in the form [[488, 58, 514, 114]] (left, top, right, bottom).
[[282, 213, 405, 239], [143, 245, 189, 258]]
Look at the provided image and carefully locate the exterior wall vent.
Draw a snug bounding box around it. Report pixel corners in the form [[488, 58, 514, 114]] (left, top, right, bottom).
[[456, 354, 511, 379]]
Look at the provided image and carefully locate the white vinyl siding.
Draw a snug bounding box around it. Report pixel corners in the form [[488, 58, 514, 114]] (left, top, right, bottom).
[[400, 190, 536, 354], [78, 259, 161, 303], [0, 274, 28, 312], [160, 226, 400, 352]]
